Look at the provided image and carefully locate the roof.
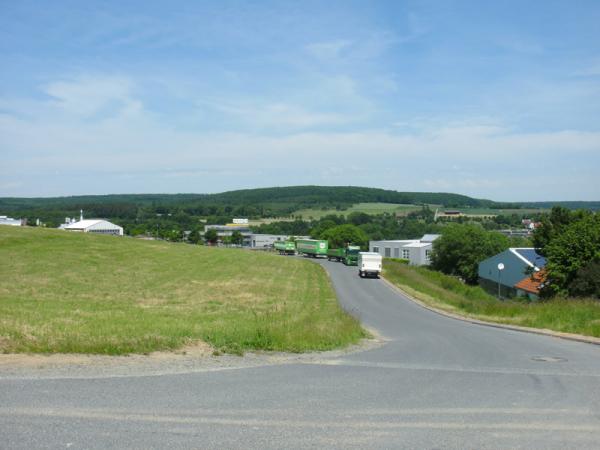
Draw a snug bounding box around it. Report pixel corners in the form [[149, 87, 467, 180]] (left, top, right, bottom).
[[420, 234, 441, 242], [509, 248, 546, 268], [514, 269, 547, 294], [404, 242, 431, 248], [65, 219, 121, 230]]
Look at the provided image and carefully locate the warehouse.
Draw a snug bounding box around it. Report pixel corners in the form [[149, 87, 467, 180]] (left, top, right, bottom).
[[369, 234, 440, 266], [0, 215, 24, 226], [64, 219, 124, 236]]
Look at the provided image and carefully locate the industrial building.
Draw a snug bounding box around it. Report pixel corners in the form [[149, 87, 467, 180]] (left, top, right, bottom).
[[478, 248, 546, 298], [63, 219, 124, 236], [0, 215, 24, 226], [369, 234, 440, 266]]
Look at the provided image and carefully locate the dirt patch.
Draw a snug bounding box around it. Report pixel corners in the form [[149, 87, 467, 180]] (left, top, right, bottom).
[[0, 337, 384, 380], [0, 340, 213, 369]]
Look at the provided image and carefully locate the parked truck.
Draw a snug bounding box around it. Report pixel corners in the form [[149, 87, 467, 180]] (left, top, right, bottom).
[[295, 239, 328, 258], [327, 245, 361, 266], [358, 252, 382, 278], [274, 240, 296, 255]]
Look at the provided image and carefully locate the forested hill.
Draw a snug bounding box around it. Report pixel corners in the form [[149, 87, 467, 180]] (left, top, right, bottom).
[[1, 186, 500, 213], [206, 186, 497, 208], [1, 186, 597, 221]]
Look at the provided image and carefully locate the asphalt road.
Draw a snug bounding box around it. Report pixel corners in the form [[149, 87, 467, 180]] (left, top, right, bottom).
[[2, 259, 600, 449]]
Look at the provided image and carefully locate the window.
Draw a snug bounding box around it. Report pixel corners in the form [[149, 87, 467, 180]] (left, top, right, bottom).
[[402, 249, 410, 259], [425, 250, 432, 260], [394, 248, 399, 258], [373, 246, 379, 253], [385, 247, 391, 257]]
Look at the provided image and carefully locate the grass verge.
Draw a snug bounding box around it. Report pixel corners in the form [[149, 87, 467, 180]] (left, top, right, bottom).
[[0, 227, 366, 355], [383, 259, 600, 338]]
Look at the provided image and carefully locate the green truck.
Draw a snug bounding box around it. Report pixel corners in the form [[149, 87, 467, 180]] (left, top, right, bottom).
[[274, 240, 296, 255], [295, 239, 328, 258], [327, 245, 361, 266]]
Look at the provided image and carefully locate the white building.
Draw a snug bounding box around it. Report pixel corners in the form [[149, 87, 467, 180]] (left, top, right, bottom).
[[0, 215, 24, 226], [63, 219, 123, 236], [369, 234, 440, 266]]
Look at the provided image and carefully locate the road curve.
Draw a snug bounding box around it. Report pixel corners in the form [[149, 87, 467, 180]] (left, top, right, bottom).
[[1, 258, 600, 449]]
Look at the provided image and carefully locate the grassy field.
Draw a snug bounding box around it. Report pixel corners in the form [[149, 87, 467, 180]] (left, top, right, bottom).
[[0, 227, 366, 355], [293, 203, 422, 220], [383, 260, 600, 338]]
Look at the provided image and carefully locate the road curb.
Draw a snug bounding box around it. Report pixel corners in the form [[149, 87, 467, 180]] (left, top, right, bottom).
[[380, 276, 600, 347]]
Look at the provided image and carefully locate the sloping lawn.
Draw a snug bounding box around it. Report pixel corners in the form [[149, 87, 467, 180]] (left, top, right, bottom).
[[0, 227, 366, 355]]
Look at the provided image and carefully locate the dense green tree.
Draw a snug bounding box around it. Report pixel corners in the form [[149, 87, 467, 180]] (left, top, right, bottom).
[[204, 229, 218, 244], [230, 230, 243, 245], [430, 224, 510, 284], [532, 206, 579, 253], [310, 219, 338, 238], [569, 260, 600, 298], [542, 213, 600, 298], [321, 224, 369, 249]]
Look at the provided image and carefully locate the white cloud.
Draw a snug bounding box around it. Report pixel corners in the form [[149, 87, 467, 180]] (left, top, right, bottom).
[[43, 75, 140, 118]]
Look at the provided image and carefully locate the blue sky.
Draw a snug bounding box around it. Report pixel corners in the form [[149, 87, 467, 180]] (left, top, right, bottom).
[[1, 0, 599, 201]]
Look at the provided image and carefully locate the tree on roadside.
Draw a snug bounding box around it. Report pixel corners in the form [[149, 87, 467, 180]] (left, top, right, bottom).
[[533, 206, 578, 253], [569, 260, 600, 298], [321, 224, 369, 249], [430, 224, 509, 284], [541, 213, 600, 298]]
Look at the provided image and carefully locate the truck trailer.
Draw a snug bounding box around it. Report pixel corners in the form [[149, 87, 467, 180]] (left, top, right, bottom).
[[274, 240, 296, 255], [327, 245, 361, 266], [295, 239, 328, 258], [358, 252, 382, 278]]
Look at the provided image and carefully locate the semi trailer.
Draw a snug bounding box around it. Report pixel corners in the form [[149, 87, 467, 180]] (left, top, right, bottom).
[[327, 245, 361, 266], [274, 240, 296, 255], [295, 239, 328, 258]]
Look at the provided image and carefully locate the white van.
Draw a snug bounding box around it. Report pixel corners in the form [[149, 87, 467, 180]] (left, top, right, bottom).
[[358, 252, 382, 278]]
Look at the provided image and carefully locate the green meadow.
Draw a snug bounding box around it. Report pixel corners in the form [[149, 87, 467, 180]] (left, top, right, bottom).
[[0, 227, 366, 355]]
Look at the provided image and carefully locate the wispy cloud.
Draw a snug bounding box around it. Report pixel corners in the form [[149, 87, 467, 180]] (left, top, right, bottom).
[[2, 77, 599, 200]]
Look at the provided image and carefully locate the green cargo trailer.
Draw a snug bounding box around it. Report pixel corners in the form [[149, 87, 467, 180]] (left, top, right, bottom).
[[327, 248, 345, 261], [296, 239, 328, 258], [327, 245, 360, 265], [274, 240, 296, 255]]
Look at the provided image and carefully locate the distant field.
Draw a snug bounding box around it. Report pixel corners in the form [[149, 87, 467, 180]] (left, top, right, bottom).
[[0, 227, 366, 355], [293, 203, 422, 220]]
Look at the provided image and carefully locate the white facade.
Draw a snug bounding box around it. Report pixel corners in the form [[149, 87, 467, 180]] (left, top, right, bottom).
[[369, 234, 440, 266], [0, 215, 23, 226], [63, 219, 123, 236]]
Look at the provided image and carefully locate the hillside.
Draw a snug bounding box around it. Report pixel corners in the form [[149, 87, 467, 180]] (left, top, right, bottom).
[[0, 227, 365, 355], [0, 186, 506, 219]]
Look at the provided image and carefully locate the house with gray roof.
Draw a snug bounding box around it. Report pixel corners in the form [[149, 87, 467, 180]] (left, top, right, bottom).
[[478, 248, 546, 298]]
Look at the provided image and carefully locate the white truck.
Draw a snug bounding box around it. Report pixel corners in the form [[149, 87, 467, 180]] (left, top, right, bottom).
[[358, 252, 382, 278]]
